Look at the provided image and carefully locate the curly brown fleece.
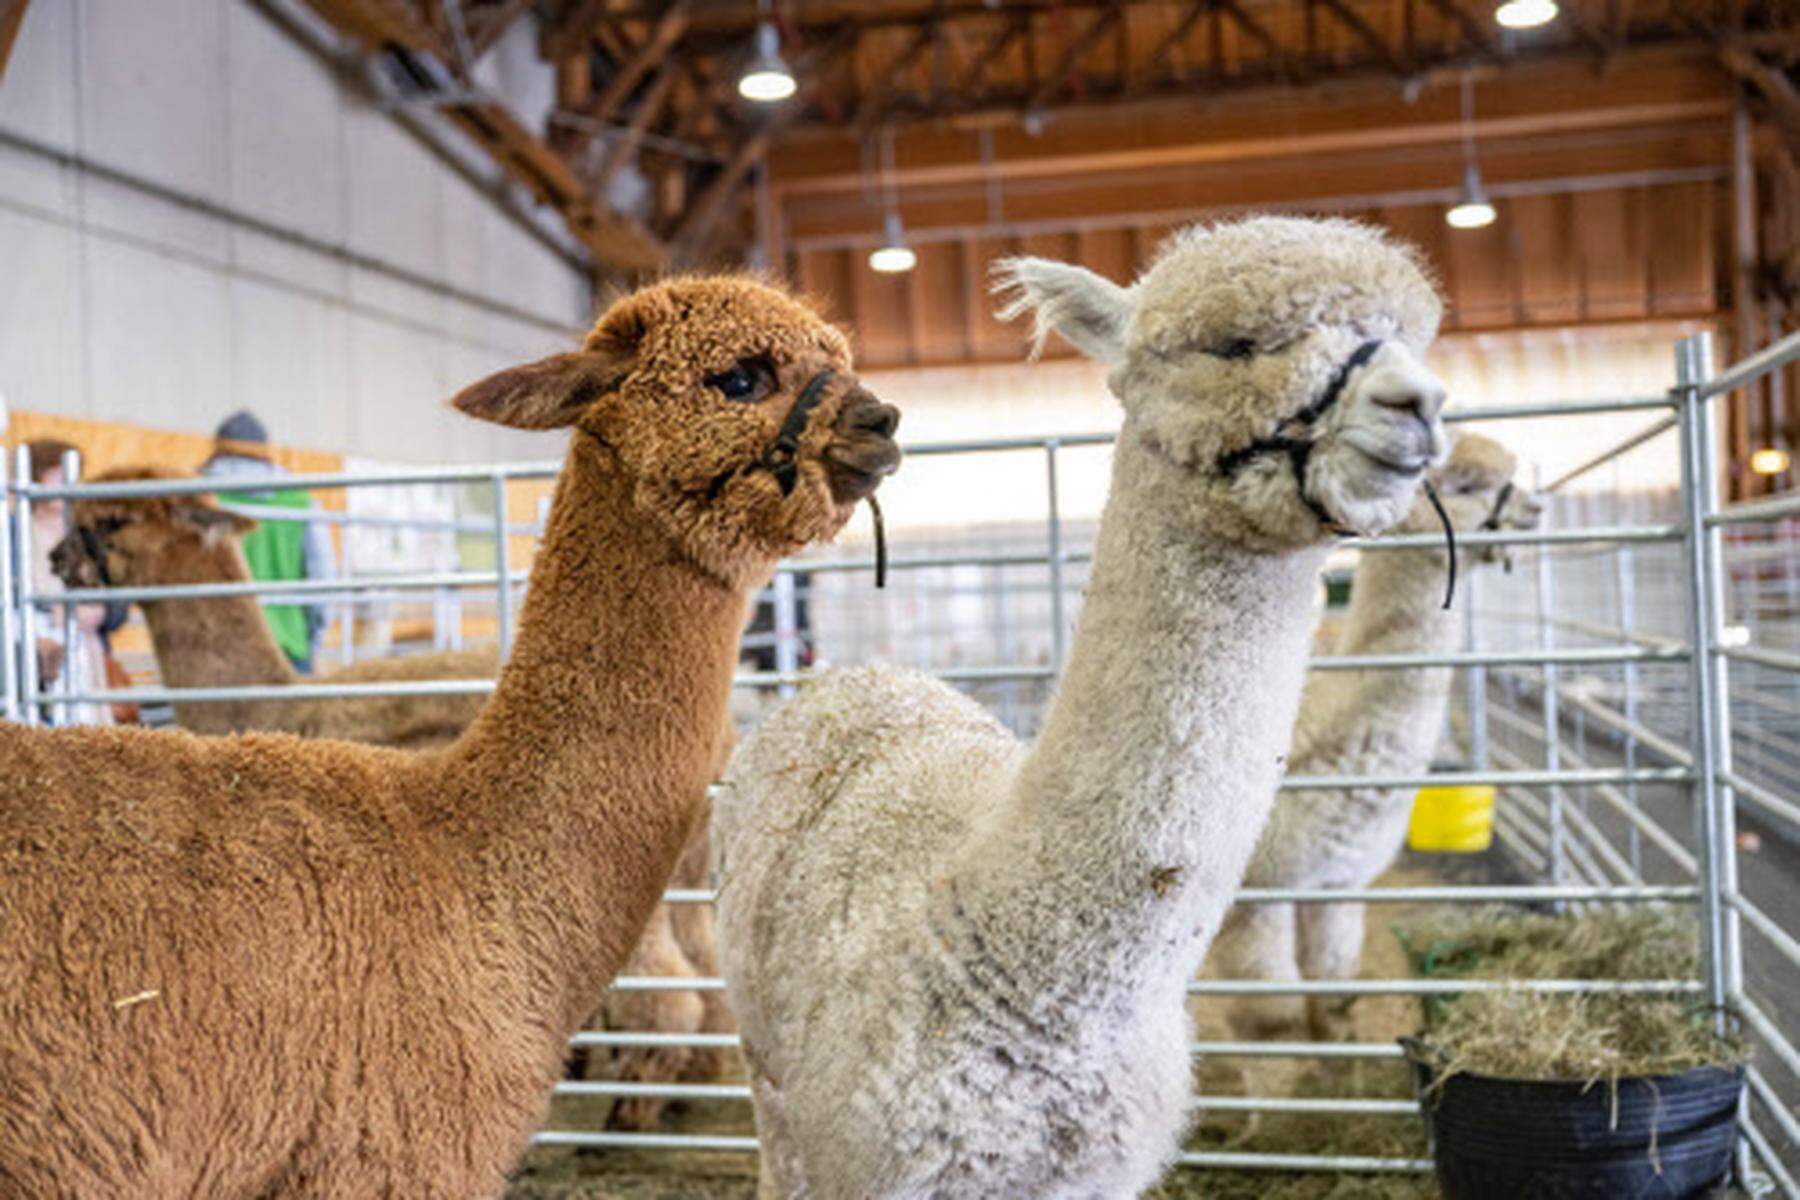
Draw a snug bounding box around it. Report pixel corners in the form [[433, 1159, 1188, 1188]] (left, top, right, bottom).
[[51, 465, 497, 748], [0, 275, 898, 1198]]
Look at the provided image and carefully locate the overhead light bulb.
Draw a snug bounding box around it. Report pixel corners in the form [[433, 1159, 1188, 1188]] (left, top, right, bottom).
[[738, 22, 796, 102], [1751, 446, 1791, 476], [869, 212, 916, 274], [1495, 0, 1558, 28], [1447, 162, 1497, 229]]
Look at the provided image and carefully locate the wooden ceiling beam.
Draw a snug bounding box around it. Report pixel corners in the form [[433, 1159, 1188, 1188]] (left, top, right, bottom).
[[1315, 0, 1410, 77], [966, 12, 1032, 95], [0, 0, 29, 84], [1719, 44, 1800, 160], [1026, 6, 1124, 111], [542, 0, 607, 61], [466, 0, 535, 60], [854, 23, 939, 136], [1417, 0, 1508, 66], [551, 2, 690, 154], [1148, 1, 1214, 78], [591, 59, 678, 192]]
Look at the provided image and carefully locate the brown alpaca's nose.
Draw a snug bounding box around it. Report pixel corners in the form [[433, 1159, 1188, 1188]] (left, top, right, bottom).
[[48, 534, 83, 586], [825, 389, 903, 503]]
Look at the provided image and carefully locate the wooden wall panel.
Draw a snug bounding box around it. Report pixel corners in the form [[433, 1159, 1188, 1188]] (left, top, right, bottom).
[[1513, 194, 1581, 327], [1440, 213, 1514, 330], [1648, 181, 1717, 315], [910, 240, 970, 365], [964, 233, 1026, 361], [1573, 188, 1649, 321]]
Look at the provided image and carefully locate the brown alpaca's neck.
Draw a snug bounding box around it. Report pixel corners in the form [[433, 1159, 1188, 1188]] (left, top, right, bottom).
[[139, 541, 298, 734], [442, 435, 750, 1030]]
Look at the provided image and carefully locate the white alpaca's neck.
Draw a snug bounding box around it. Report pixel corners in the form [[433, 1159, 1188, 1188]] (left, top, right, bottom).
[[956, 430, 1327, 1003], [1297, 542, 1463, 771]]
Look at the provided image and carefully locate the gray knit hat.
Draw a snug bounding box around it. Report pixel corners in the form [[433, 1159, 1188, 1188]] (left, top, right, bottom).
[[215, 410, 269, 446]]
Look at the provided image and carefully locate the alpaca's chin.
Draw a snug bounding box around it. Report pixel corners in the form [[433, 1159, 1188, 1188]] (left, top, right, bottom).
[[1310, 447, 1427, 536]]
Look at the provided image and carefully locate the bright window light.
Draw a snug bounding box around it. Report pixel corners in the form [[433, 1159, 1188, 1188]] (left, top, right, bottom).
[[1751, 446, 1791, 476]]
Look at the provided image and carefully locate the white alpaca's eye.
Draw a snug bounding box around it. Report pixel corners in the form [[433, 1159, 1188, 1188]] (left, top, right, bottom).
[[1209, 338, 1258, 361]]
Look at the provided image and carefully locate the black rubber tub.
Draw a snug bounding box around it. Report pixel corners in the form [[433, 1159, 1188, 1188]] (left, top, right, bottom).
[[1406, 1045, 1744, 1199]]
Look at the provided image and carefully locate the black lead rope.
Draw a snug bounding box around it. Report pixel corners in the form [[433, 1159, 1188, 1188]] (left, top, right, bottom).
[[1421, 478, 1456, 611], [868, 493, 887, 589], [1213, 339, 1385, 537], [1480, 481, 1514, 532]]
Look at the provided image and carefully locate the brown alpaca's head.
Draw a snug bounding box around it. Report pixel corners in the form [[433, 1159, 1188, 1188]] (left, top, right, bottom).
[[451, 276, 901, 584], [48, 466, 256, 589]]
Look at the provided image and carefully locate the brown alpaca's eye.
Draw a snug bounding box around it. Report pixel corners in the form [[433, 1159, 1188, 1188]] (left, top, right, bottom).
[[1210, 338, 1258, 361], [704, 359, 776, 403]]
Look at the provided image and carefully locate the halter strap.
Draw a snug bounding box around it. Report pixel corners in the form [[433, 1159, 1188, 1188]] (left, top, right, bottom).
[[77, 524, 114, 588], [1479, 480, 1515, 532], [758, 370, 837, 497], [1212, 339, 1385, 537]]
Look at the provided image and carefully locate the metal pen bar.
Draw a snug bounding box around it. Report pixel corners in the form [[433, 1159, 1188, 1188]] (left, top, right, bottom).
[[1719, 769, 1800, 831], [1445, 393, 1675, 421], [489, 474, 513, 658], [1706, 488, 1800, 526], [1543, 415, 1678, 493], [1308, 646, 1687, 670], [1173, 1151, 1433, 1173], [1045, 440, 1067, 671], [22, 461, 565, 500], [57, 448, 80, 727], [601, 975, 1699, 995], [0, 451, 16, 723], [529, 1131, 759, 1151], [1279, 766, 1690, 791], [553, 1080, 751, 1100], [1745, 1065, 1800, 1156], [640, 883, 1696, 907], [14, 445, 38, 728], [1740, 1117, 1800, 1200], [1190, 1039, 1405, 1059], [1738, 997, 1800, 1083], [1731, 891, 1800, 972], [33, 570, 530, 605], [1697, 325, 1800, 399], [1721, 643, 1800, 673], [1190, 1096, 1419, 1115], [219, 501, 541, 537], [34, 679, 497, 706]]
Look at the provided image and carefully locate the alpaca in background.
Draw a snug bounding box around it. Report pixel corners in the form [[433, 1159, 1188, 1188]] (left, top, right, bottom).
[[1210, 432, 1544, 1041]]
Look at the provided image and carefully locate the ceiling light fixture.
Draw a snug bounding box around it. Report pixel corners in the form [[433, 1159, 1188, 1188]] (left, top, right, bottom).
[[869, 212, 916, 274], [738, 21, 796, 102], [1751, 446, 1791, 476], [1495, 0, 1559, 29], [1447, 76, 1498, 230]]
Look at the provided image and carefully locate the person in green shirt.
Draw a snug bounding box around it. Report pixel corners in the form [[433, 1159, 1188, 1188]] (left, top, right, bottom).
[[199, 411, 334, 673]]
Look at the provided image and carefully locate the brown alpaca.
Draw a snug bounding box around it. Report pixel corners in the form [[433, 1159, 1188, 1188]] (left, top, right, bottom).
[[0, 275, 900, 1198], [48, 468, 496, 748]]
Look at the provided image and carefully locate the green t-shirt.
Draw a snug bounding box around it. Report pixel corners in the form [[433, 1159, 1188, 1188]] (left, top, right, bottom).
[[238, 487, 315, 664]]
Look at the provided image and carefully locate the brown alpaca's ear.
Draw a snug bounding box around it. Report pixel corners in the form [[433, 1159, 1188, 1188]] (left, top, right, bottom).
[[172, 503, 256, 545], [450, 351, 629, 431]]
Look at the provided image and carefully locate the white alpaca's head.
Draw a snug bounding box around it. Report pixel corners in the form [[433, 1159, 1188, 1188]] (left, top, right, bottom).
[[996, 215, 1449, 546], [1408, 431, 1545, 565]]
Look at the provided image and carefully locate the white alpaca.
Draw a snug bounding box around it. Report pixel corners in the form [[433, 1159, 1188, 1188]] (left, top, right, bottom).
[[714, 216, 1448, 1198], [1211, 432, 1543, 1041]]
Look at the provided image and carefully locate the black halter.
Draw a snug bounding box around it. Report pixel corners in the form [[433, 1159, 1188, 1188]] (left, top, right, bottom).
[[757, 370, 838, 497], [1213, 339, 1384, 536], [1480, 480, 1515, 532], [750, 369, 889, 588], [77, 524, 114, 588]]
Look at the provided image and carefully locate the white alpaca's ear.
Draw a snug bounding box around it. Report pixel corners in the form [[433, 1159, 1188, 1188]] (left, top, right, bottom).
[[991, 257, 1134, 366]]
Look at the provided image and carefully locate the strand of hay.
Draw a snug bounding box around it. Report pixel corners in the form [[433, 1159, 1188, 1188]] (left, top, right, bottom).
[[1393, 905, 1746, 1083]]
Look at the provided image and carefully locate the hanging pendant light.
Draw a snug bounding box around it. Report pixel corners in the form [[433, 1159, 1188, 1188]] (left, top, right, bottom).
[[739, 21, 796, 102], [869, 212, 917, 274], [1446, 76, 1498, 230], [1495, 0, 1558, 29], [1447, 162, 1498, 229]]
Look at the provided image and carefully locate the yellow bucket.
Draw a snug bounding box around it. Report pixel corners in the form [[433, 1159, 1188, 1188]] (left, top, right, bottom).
[[1407, 784, 1496, 853]]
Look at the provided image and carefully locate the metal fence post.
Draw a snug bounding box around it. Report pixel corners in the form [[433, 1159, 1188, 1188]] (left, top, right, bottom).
[[491, 473, 514, 659], [1675, 332, 1738, 1032], [1535, 466, 1565, 894], [1045, 439, 1066, 672], [13, 445, 38, 727], [57, 447, 81, 726], [1614, 543, 1643, 881], [773, 571, 799, 700], [1463, 569, 1488, 770], [0, 449, 15, 724]]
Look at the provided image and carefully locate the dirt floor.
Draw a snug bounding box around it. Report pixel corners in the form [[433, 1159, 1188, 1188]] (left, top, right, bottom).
[[505, 857, 1483, 1200]]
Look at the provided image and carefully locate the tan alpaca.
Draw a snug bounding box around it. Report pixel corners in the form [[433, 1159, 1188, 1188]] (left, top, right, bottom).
[[0, 275, 900, 1198], [48, 468, 495, 748]]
